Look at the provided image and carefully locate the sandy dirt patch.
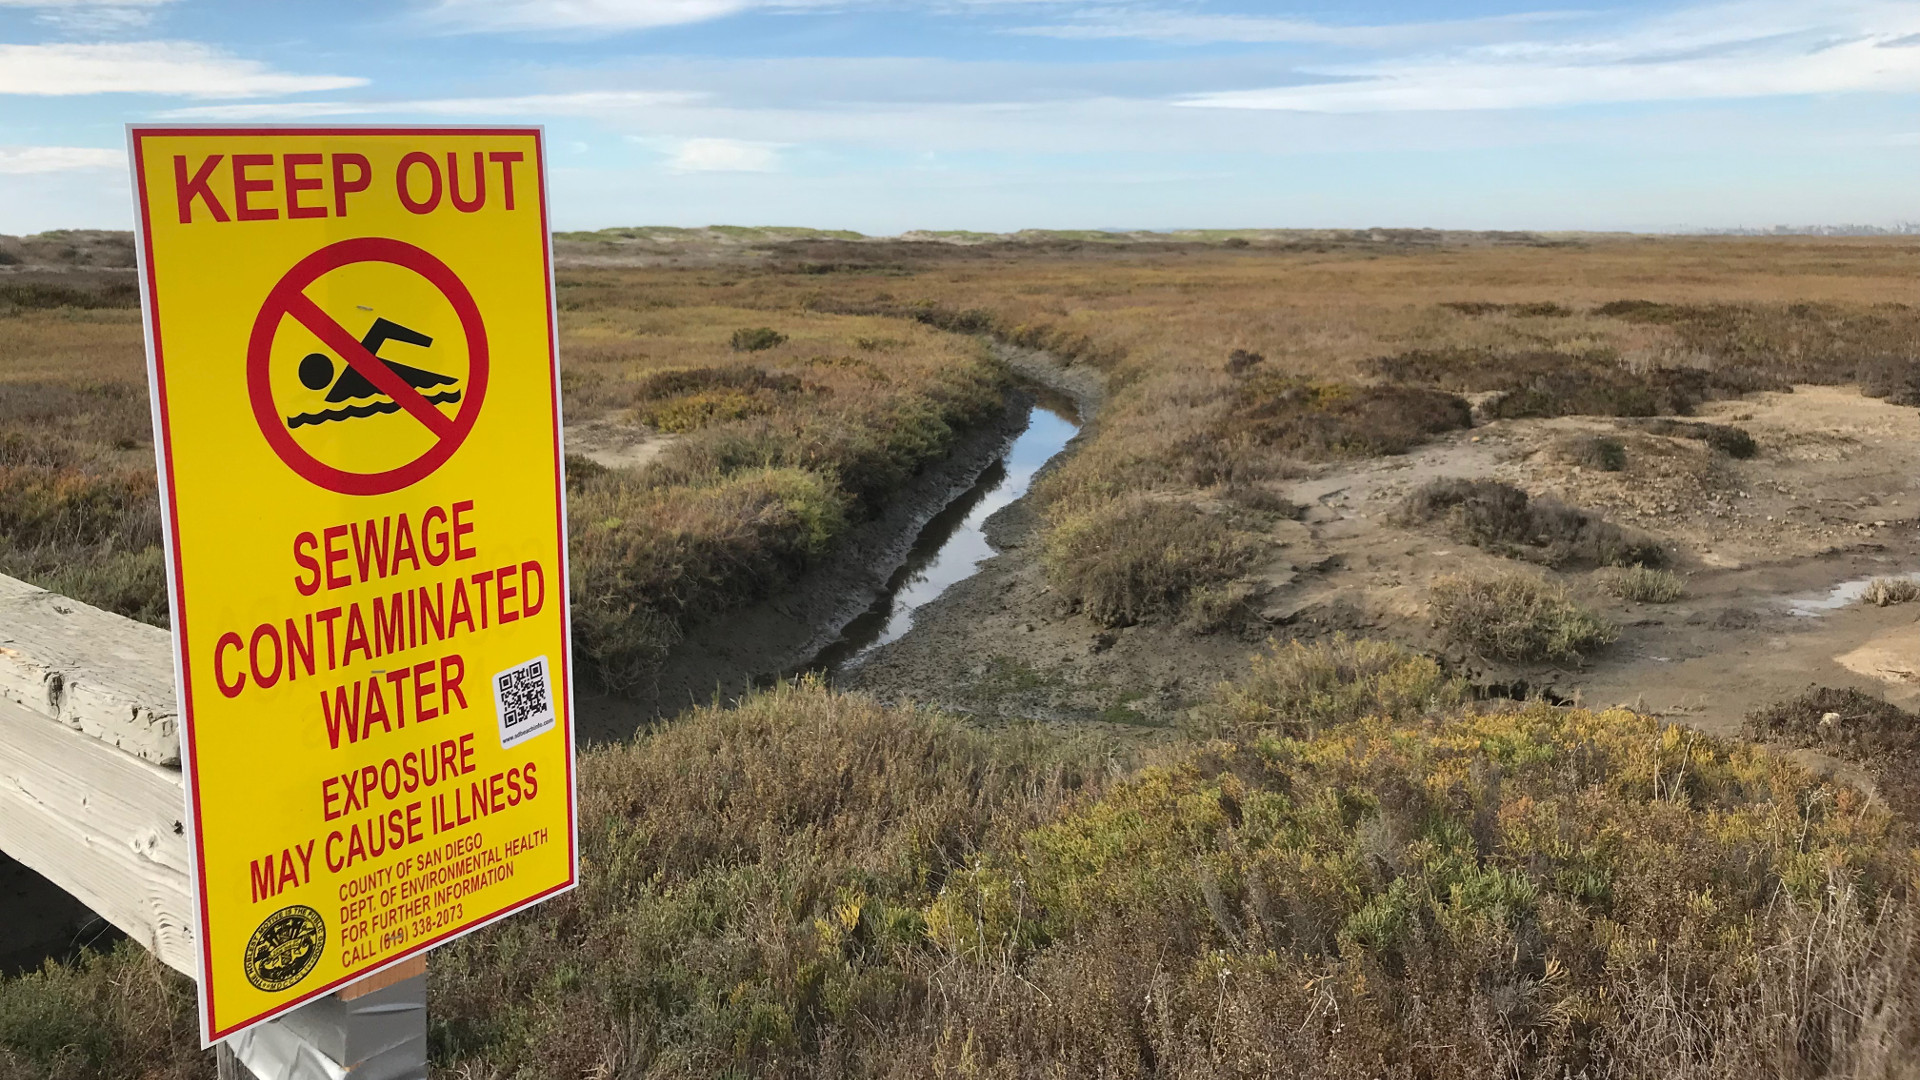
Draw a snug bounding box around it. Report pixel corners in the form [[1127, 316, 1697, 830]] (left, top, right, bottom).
[[565, 418, 679, 471]]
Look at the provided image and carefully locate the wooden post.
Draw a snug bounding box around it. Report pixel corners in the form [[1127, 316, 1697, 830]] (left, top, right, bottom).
[[0, 574, 428, 1078]]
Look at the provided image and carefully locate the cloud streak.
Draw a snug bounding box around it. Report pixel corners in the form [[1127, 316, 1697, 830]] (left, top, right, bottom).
[[0, 145, 125, 173], [664, 137, 781, 171], [1180, 0, 1920, 112], [1011, 8, 1580, 48], [157, 89, 703, 120], [0, 42, 365, 97], [421, 0, 1068, 32]]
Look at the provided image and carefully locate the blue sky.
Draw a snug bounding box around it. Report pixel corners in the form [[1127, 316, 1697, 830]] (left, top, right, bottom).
[[1, 0, 1917, 233]]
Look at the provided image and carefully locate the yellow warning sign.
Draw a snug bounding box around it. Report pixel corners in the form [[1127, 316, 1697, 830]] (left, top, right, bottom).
[[127, 127, 575, 1044]]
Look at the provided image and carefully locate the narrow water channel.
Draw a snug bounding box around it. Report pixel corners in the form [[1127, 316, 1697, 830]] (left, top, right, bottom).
[[808, 395, 1080, 674]]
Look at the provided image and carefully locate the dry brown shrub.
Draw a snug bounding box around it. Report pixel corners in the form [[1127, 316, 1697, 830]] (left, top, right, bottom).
[[1368, 348, 1777, 418], [1398, 478, 1665, 569], [1226, 375, 1472, 459], [1749, 686, 1920, 820]]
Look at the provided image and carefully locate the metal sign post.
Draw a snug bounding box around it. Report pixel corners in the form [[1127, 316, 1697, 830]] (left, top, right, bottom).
[[221, 958, 427, 1080]]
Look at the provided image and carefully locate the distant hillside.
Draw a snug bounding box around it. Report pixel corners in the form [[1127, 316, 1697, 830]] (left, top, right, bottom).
[[0, 230, 135, 271]]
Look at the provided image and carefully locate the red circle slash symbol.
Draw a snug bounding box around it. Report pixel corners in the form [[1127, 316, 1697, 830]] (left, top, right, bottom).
[[247, 237, 489, 496]]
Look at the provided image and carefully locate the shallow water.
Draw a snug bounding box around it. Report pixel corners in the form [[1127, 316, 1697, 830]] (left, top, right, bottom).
[[1782, 570, 1920, 616], [809, 397, 1079, 673]]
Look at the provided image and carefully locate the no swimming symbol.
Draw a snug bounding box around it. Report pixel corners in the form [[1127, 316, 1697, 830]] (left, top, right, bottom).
[[287, 317, 461, 429], [247, 237, 491, 496]]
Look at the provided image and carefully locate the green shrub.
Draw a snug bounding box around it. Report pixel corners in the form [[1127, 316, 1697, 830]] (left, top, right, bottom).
[[1430, 571, 1618, 662], [1043, 497, 1255, 626], [729, 326, 788, 352], [1201, 634, 1467, 736], [1595, 564, 1686, 603], [953, 704, 1919, 1078]]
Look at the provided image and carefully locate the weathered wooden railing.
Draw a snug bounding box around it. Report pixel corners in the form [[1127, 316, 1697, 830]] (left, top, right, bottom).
[[0, 573, 425, 1079]]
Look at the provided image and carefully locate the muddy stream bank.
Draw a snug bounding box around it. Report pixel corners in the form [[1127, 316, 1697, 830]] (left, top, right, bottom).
[[574, 345, 1101, 741]]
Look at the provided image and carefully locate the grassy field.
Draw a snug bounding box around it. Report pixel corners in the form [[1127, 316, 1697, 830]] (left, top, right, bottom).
[[6, 233, 1920, 1077], [0, 270, 1003, 688], [7, 653, 1915, 1078], [760, 235, 1920, 625]]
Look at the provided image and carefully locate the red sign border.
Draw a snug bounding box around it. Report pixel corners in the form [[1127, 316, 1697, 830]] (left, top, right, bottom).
[[247, 236, 491, 496], [128, 125, 579, 1047]]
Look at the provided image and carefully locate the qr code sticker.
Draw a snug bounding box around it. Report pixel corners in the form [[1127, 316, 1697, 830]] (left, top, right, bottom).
[[494, 656, 556, 749]]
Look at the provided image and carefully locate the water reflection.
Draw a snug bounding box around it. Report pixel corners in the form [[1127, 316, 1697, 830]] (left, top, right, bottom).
[[811, 399, 1079, 673]]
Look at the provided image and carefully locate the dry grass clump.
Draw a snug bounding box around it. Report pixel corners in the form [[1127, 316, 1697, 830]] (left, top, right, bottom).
[[1199, 634, 1467, 736], [1552, 433, 1626, 471], [1597, 298, 1920, 386], [729, 325, 788, 352], [1624, 416, 1758, 458], [1863, 577, 1920, 607], [1225, 375, 1472, 460], [632, 366, 807, 433], [429, 679, 1109, 1079], [1368, 348, 1776, 419], [1398, 477, 1665, 569], [1595, 564, 1686, 603], [0, 944, 202, 1080], [1430, 571, 1618, 662], [1857, 355, 1920, 405], [1043, 496, 1256, 626], [1180, 579, 1256, 633], [1441, 299, 1572, 317], [0, 304, 168, 624]]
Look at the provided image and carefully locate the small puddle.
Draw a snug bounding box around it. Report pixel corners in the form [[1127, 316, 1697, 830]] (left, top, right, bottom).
[[1782, 571, 1920, 617], [809, 394, 1080, 674]]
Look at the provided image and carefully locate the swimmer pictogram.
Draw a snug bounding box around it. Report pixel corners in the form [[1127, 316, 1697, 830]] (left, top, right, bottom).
[[286, 317, 463, 429], [246, 236, 490, 496]]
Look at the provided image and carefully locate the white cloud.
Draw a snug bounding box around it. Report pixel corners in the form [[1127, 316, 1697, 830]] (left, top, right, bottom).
[[423, 0, 1067, 32], [426, 0, 763, 31], [1012, 9, 1578, 48], [665, 137, 780, 171], [0, 0, 174, 8], [0, 145, 124, 174], [1180, 0, 1920, 112], [0, 41, 365, 97], [156, 89, 704, 120]]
